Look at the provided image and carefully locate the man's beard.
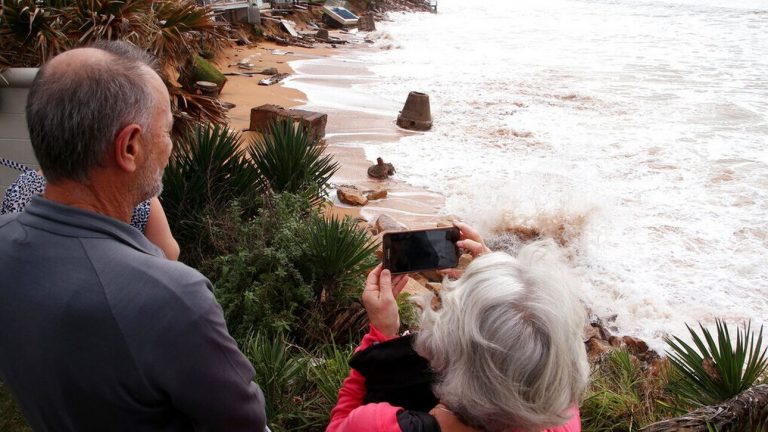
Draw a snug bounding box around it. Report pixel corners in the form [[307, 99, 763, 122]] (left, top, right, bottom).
[[136, 159, 164, 204]]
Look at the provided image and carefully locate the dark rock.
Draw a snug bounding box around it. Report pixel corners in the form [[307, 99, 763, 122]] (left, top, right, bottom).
[[586, 337, 614, 361], [367, 157, 396, 179], [623, 335, 649, 355], [260, 67, 279, 75], [608, 336, 623, 347], [357, 13, 376, 31], [365, 188, 388, 200]]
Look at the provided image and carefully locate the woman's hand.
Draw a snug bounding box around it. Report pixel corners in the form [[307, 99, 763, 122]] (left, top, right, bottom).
[[362, 264, 408, 339], [454, 221, 491, 257], [440, 221, 492, 279]]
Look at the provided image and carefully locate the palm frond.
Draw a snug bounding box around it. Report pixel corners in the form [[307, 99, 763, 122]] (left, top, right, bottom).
[[168, 85, 228, 137], [65, 0, 156, 46], [0, 0, 68, 66], [151, 0, 226, 70]]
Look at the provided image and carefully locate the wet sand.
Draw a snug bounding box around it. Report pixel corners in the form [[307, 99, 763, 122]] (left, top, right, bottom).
[[217, 41, 445, 229], [217, 43, 321, 130]]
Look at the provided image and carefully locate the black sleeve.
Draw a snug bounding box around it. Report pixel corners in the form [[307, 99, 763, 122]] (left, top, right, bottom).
[[397, 410, 441, 432], [349, 334, 439, 412]]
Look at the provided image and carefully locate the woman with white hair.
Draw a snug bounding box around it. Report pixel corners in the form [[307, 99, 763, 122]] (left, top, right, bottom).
[[328, 222, 589, 432]]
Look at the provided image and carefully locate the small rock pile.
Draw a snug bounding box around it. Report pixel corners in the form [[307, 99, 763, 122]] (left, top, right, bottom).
[[584, 314, 667, 375]]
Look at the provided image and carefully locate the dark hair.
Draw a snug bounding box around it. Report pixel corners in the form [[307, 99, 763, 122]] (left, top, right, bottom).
[[26, 41, 161, 183]]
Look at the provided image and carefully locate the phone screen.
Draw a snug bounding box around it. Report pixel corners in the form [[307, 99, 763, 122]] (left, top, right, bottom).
[[383, 227, 460, 274]]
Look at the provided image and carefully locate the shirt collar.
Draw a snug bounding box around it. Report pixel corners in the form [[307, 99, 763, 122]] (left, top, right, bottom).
[[19, 196, 164, 258]]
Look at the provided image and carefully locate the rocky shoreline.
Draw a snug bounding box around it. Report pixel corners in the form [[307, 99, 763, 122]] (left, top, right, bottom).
[[220, 0, 667, 366]]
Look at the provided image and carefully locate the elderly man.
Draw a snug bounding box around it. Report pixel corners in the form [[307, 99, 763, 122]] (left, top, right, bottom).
[[0, 42, 266, 431]]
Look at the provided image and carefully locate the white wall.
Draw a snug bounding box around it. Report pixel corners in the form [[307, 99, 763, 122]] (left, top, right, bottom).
[[0, 68, 38, 190]]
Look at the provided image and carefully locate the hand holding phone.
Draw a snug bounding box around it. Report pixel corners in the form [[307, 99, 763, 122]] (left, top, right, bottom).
[[383, 227, 461, 274], [362, 264, 409, 338]]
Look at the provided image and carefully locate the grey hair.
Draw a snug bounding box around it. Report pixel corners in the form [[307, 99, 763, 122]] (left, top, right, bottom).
[[413, 241, 589, 432], [26, 40, 161, 183]]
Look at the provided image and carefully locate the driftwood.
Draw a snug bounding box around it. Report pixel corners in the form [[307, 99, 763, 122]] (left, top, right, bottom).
[[640, 384, 768, 432], [258, 73, 290, 86], [265, 34, 314, 49]]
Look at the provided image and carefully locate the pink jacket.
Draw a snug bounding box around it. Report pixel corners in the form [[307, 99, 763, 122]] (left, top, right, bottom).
[[327, 326, 582, 432]]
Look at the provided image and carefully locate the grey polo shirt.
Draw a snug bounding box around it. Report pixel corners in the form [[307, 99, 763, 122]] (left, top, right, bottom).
[[0, 197, 266, 431]]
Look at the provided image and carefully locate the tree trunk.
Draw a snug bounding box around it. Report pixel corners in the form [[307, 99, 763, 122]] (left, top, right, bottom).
[[640, 384, 768, 432]]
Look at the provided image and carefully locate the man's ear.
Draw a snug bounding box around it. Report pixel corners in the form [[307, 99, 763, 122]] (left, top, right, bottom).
[[114, 124, 143, 173]]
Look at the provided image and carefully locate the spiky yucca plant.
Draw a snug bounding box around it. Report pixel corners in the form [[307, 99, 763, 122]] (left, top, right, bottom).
[[244, 332, 327, 431], [249, 119, 339, 206], [666, 320, 768, 407], [162, 123, 262, 263], [301, 215, 378, 298]]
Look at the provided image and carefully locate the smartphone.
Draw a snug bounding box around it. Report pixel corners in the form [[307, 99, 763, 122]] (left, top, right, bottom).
[[383, 227, 461, 274]]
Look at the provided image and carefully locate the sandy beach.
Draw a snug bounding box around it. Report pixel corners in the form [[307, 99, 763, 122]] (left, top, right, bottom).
[[217, 41, 445, 229]]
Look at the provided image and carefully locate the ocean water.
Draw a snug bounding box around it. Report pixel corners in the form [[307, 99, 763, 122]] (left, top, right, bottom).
[[288, 0, 768, 348]]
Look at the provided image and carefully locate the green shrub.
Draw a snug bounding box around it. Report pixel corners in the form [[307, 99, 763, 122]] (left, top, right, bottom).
[[397, 291, 421, 331], [203, 195, 314, 342], [307, 340, 355, 412], [666, 320, 768, 407], [244, 331, 318, 431], [249, 119, 339, 206], [298, 215, 377, 342], [203, 196, 378, 346], [162, 123, 263, 265], [244, 332, 356, 431], [581, 349, 673, 431]]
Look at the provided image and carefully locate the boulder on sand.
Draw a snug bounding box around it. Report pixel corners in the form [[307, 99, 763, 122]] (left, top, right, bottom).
[[373, 214, 406, 233], [365, 188, 388, 200], [337, 186, 368, 206]]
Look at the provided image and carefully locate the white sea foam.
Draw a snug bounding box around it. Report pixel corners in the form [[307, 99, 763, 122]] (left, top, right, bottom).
[[288, 0, 768, 349]]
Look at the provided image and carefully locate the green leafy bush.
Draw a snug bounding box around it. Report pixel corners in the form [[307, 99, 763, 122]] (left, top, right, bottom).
[[203, 195, 314, 341], [203, 196, 378, 346], [666, 320, 768, 407], [307, 341, 355, 411]]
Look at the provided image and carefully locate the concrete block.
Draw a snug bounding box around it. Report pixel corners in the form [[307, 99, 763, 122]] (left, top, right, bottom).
[[249, 104, 327, 140]]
